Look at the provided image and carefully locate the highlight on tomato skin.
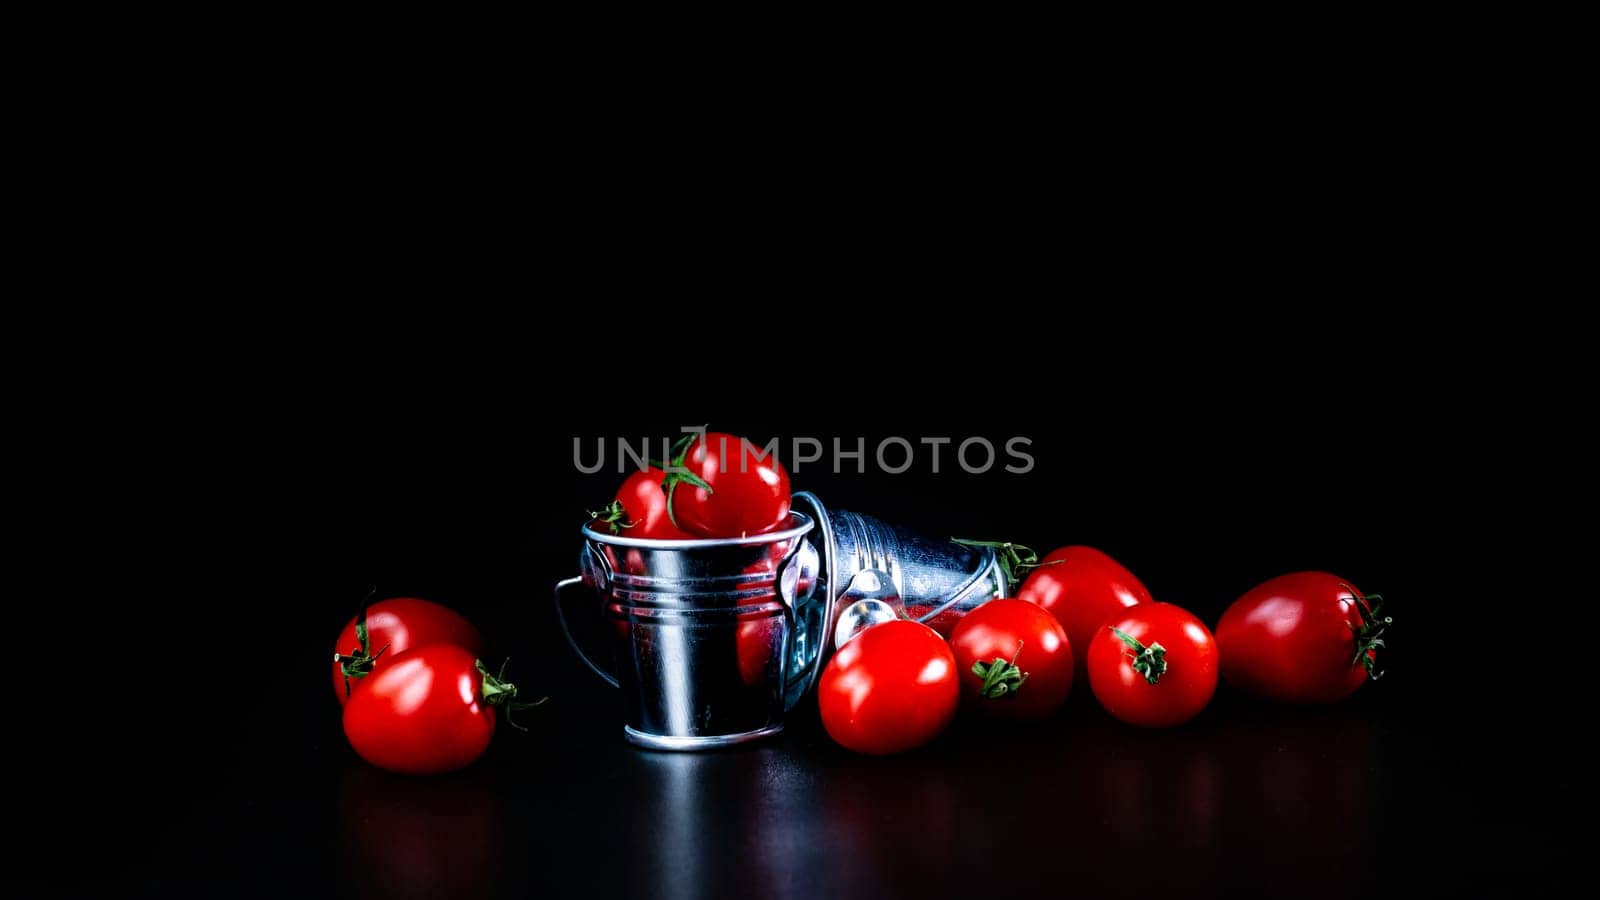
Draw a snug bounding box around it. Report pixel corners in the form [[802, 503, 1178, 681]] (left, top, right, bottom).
[[588, 431, 794, 540], [589, 466, 693, 540], [818, 620, 960, 755], [666, 432, 792, 539], [341, 646, 540, 776], [1015, 545, 1152, 682], [1214, 571, 1389, 705], [948, 599, 1074, 720], [331, 597, 484, 704], [1087, 603, 1218, 728]]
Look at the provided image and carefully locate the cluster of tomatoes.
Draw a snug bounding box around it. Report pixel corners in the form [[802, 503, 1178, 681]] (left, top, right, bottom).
[[331, 597, 541, 775], [333, 431, 1390, 774], [819, 549, 1390, 755], [328, 432, 793, 777], [588, 430, 1391, 756], [589, 431, 793, 538]]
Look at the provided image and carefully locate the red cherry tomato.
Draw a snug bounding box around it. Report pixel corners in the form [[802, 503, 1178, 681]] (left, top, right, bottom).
[[332, 597, 484, 704], [668, 432, 791, 538], [342, 646, 529, 775], [818, 620, 960, 755], [1087, 603, 1217, 728], [590, 466, 692, 539], [1017, 546, 1152, 679], [1215, 572, 1389, 704], [737, 616, 775, 687], [948, 599, 1074, 720], [735, 549, 796, 687]]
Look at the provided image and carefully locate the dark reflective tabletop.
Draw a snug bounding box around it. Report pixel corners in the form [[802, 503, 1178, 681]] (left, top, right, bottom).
[[134, 664, 1563, 900]]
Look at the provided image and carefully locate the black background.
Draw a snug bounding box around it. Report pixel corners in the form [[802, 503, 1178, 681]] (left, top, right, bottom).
[[5, 41, 1575, 894], [16, 361, 1571, 898]]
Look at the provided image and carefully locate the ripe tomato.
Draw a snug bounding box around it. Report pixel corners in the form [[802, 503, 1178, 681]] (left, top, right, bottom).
[[332, 597, 484, 704], [342, 646, 535, 775], [948, 599, 1074, 720], [818, 620, 959, 755], [668, 432, 791, 538], [735, 551, 794, 687], [737, 616, 775, 687], [1215, 572, 1389, 704], [590, 466, 692, 539], [1017, 546, 1152, 679], [1087, 603, 1217, 728]]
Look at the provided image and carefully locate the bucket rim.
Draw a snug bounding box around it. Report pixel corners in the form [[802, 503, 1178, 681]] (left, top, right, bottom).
[[580, 511, 814, 549]]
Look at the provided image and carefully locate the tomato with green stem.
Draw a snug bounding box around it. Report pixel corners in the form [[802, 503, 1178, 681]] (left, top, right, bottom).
[[342, 645, 543, 775], [332, 596, 484, 704], [589, 466, 692, 539], [1015, 545, 1152, 680], [948, 599, 1074, 720], [665, 431, 791, 538], [1087, 603, 1217, 727], [1215, 572, 1389, 704]]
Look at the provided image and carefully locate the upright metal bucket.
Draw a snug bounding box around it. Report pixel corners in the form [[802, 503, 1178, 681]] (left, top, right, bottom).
[[554, 513, 824, 750]]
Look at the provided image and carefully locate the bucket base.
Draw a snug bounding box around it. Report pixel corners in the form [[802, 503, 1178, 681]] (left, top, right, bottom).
[[623, 723, 784, 751]]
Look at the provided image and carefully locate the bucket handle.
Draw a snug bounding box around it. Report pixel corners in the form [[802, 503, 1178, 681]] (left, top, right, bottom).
[[554, 576, 619, 688]]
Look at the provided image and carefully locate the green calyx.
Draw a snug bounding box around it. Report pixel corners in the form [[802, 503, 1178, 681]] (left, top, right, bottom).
[[476, 658, 548, 732], [588, 500, 635, 535], [950, 538, 1061, 592], [1111, 627, 1168, 685], [657, 429, 713, 529], [1346, 586, 1392, 680], [971, 641, 1029, 699], [333, 589, 390, 698]]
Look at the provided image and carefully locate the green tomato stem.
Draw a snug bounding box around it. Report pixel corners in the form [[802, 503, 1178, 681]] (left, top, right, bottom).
[[334, 588, 387, 698], [477, 658, 547, 732], [1111, 627, 1168, 685], [949, 538, 1061, 592], [970, 641, 1029, 699], [1345, 586, 1392, 680]]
